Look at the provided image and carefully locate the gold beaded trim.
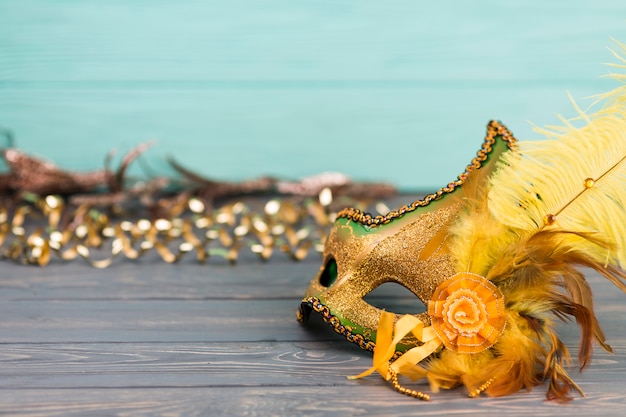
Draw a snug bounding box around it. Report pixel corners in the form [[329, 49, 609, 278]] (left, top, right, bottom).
[[299, 296, 407, 362], [336, 120, 517, 227], [299, 296, 377, 352]]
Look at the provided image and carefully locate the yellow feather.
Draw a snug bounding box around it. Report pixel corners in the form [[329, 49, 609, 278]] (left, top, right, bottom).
[[487, 81, 626, 269], [447, 167, 517, 276]]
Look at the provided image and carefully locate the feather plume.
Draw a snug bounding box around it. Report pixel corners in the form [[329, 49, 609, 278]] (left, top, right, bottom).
[[440, 55, 626, 400], [487, 90, 626, 269]]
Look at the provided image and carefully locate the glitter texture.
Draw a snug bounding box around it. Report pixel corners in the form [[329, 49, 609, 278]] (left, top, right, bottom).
[[304, 203, 459, 341]]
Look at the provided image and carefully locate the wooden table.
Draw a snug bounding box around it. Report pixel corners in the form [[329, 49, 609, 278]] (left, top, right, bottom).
[[1, 227, 625, 416]]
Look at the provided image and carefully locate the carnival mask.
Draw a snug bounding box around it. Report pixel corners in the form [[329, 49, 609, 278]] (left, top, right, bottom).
[[298, 106, 626, 401], [298, 120, 515, 351]]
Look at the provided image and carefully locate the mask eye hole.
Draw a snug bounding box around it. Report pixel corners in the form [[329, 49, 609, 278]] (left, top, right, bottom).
[[319, 257, 338, 287], [363, 282, 426, 315]]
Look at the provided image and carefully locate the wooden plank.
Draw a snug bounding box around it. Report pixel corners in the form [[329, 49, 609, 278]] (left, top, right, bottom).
[[1, 267, 625, 348], [1, 257, 623, 302], [0, 380, 625, 417], [0, 1, 622, 82], [0, 84, 612, 191], [0, 258, 323, 301], [1, 340, 624, 389], [0, 252, 439, 302], [0, 340, 624, 416], [0, 298, 315, 343], [0, 297, 431, 344], [0, 341, 370, 389]]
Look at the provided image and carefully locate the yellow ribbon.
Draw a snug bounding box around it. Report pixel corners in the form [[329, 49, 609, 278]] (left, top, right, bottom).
[[348, 311, 442, 382]]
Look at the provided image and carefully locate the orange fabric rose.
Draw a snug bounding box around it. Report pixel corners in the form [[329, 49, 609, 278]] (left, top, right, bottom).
[[428, 272, 506, 354]]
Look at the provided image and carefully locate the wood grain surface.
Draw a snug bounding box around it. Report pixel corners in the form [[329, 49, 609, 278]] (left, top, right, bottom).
[[1, 243, 626, 416]]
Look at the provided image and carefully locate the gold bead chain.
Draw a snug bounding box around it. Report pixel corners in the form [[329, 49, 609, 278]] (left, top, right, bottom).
[[388, 368, 430, 401]]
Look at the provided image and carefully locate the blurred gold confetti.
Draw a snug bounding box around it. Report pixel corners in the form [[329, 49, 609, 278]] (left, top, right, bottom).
[[0, 191, 384, 267]]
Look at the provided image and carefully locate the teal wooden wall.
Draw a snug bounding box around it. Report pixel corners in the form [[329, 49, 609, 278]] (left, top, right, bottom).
[[1, 0, 625, 191]]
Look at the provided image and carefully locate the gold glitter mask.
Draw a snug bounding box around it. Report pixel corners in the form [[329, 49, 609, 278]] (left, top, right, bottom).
[[297, 121, 517, 352]]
